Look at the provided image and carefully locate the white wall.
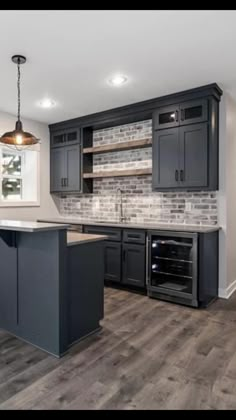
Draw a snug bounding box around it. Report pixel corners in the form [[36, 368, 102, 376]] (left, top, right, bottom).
[[0, 110, 59, 220], [218, 93, 236, 297], [226, 95, 236, 290]]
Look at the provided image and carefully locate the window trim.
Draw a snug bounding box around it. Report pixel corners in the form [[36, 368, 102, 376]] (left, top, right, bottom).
[[0, 144, 40, 208]]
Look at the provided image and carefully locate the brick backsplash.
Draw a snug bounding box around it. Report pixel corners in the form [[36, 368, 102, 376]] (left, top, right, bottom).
[[59, 120, 218, 226]]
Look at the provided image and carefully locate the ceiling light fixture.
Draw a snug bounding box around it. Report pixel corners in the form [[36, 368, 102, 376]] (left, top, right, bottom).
[[0, 55, 39, 147], [39, 98, 56, 109], [109, 74, 128, 86]]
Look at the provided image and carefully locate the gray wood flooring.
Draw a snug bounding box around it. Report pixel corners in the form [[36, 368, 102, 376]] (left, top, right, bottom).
[[1, 287, 236, 410]]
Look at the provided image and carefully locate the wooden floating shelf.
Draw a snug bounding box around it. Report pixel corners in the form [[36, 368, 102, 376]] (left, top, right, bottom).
[[83, 168, 152, 179], [83, 138, 152, 154]]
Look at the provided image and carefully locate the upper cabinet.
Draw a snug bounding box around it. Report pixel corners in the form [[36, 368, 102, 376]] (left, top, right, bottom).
[[153, 98, 208, 130], [50, 144, 81, 193], [51, 127, 80, 148], [50, 126, 82, 193], [49, 84, 222, 194], [152, 93, 220, 191]]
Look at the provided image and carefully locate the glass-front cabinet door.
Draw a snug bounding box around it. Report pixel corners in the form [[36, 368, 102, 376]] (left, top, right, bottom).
[[179, 99, 208, 125], [153, 105, 180, 130], [149, 232, 198, 301]]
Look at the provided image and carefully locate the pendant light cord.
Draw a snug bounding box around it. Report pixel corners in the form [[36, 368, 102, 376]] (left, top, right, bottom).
[[17, 58, 21, 122]]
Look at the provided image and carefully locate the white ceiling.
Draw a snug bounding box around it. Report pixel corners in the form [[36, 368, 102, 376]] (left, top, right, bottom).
[[0, 10, 235, 124]]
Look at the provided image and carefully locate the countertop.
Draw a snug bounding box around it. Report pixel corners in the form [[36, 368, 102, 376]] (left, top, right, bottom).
[[67, 231, 107, 246], [0, 220, 70, 233], [38, 217, 220, 233]]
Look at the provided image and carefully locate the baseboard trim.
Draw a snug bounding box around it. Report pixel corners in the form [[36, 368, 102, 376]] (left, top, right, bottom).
[[219, 279, 236, 299]]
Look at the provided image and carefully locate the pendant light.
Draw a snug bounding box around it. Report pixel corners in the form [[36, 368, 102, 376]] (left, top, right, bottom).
[[0, 55, 39, 147]]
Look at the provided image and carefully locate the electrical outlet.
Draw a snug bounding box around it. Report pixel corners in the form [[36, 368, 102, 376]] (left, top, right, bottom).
[[185, 202, 192, 212], [75, 202, 81, 210]]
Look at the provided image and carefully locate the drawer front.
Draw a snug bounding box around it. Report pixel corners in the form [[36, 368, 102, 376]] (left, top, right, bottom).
[[83, 226, 121, 242], [123, 229, 146, 245]]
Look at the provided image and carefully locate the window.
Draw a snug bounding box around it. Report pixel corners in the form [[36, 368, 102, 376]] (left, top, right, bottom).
[[0, 146, 40, 206]]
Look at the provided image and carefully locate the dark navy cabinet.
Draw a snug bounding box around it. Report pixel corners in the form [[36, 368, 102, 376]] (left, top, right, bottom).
[[51, 127, 80, 148], [122, 243, 146, 288], [104, 242, 121, 283], [153, 98, 208, 130], [152, 94, 219, 191], [152, 128, 180, 189], [153, 122, 209, 190], [50, 144, 81, 193], [83, 226, 146, 289], [179, 123, 208, 188]]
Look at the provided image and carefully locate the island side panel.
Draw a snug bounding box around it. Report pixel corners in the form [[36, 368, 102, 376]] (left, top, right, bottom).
[[67, 241, 104, 346], [17, 229, 67, 357], [0, 232, 18, 331]]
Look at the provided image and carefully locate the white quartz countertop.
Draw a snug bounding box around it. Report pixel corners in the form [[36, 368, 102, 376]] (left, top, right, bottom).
[[0, 220, 70, 232], [38, 217, 220, 234]]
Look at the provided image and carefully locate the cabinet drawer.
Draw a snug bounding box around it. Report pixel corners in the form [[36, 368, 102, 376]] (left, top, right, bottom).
[[83, 226, 121, 241], [123, 229, 146, 244]]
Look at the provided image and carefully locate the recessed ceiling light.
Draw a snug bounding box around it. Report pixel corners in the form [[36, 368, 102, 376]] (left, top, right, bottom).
[[108, 74, 128, 87], [38, 98, 56, 109]]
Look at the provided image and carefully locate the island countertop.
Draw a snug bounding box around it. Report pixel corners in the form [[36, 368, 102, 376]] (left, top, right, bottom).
[[0, 220, 70, 232]]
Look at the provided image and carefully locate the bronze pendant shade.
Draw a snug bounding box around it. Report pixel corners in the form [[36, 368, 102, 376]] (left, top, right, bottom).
[[0, 55, 39, 147]]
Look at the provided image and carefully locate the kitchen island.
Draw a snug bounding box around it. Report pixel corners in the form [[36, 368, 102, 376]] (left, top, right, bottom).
[[0, 221, 106, 357]]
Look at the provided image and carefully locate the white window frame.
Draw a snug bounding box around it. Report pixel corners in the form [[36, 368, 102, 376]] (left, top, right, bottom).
[[0, 144, 40, 207]]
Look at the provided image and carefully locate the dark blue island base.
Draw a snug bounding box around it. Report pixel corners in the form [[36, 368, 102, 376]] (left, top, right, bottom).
[[0, 222, 105, 357]]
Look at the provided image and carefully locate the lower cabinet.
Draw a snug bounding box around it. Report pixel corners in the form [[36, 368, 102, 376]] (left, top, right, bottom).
[[122, 243, 146, 288], [104, 242, 121, 283], [83, 226, 146, 289]]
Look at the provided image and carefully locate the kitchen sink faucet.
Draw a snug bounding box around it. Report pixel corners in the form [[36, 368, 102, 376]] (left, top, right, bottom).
[[116, 188, 126, 223]]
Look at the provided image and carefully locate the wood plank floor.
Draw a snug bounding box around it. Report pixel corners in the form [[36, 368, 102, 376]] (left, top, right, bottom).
[[1, 287, 236, 410]]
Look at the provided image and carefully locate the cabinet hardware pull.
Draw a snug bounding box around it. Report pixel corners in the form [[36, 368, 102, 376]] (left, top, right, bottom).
[[181, 109, 185, 121], [175, 170, 179, 182], [180, 170, 184, 182], [61, 178, 63, 187], [123, 249, 126, 261], [175, 110, 179, 122]]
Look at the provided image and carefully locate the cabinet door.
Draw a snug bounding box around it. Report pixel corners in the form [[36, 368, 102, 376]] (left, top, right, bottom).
[[179, 99, 208, 126], [50, 148, 65, 192], [122, 244, 146, 288], [152, 128, 180, 189], [64, 144, 81, 192], [179, 123, 208, 188], [104, 241, 121, 283], [51, 128, 80, 148], [64, 128, 80, 145], [153, 105, 180, 130], [51, 130, 65, 147]]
